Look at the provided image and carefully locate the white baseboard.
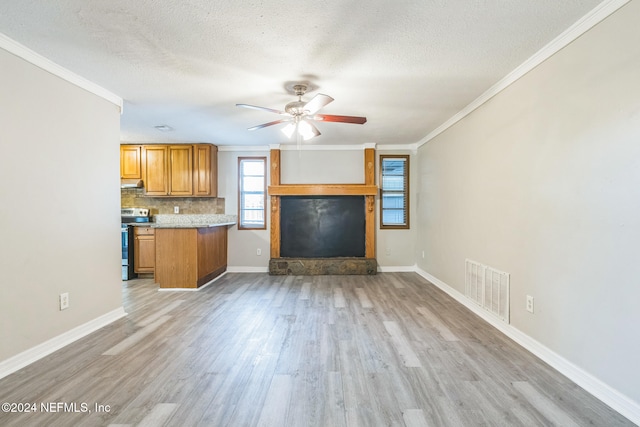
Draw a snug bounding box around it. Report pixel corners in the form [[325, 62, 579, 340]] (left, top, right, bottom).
[[378, 265, 417, 272], [0, 307, 127, 380], [229, 266, 416, 273], [227, 266, 270, 273], [414, 267, 640, 426]]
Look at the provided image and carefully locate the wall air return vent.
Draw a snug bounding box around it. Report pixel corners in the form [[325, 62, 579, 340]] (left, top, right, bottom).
[[465, 259, 510, 323], [465, 259, 484, 306]]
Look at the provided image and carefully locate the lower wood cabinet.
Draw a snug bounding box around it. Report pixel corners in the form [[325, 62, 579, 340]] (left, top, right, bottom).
[[155, 226, 228, 289], [133, 226, 155, 273]]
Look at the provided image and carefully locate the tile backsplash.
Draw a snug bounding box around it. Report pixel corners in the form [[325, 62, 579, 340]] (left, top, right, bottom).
[[121, 188, 225, 215]]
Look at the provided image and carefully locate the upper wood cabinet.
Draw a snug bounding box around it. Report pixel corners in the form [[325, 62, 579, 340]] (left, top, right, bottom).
[[142, 145, 169, 196], [120, 145, 142, 179], [133, 144, 217, 197], [167, 145, 193, 196], [193, 144, 218, 197]]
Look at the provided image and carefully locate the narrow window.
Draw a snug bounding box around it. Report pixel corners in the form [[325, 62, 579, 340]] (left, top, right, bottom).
[[380, 155, 409, 229], [238, 157, 266, 230]]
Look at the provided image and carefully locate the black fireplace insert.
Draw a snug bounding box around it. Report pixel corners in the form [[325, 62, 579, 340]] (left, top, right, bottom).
[[280, 196, 365, 258]]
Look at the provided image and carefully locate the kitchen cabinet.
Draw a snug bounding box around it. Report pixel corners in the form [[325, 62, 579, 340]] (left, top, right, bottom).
[[193, 144, 218, 197], [133, 226, 155, 273], [137, 144, 217, 197], [142, 145, 169, 196], [142, 145, 193, 196], [120, 145, 142, 179], [167, 145, 193, 196], [155, 225, 228, 289]]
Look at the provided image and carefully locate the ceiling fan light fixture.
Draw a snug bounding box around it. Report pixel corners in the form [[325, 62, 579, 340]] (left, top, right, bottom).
[[280, 120, 319, 141], [297, 120, 318, 141], [281, 122, 296, 139], [237, 82, 366, 142]]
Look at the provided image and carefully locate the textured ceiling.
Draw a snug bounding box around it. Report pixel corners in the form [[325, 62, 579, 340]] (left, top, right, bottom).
[[0, 0, 604, 147]]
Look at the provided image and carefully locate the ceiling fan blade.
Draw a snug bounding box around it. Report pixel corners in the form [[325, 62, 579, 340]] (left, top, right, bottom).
[[303, 94, 334, 115], [247, 118, 291, 131], [311, 114, 367, 124], [236, 103, 286, 115]]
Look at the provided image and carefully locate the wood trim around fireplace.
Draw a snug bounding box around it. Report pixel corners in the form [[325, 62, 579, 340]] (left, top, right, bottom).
[[268, 184, 378, 196], [268, 147, 378, 260]]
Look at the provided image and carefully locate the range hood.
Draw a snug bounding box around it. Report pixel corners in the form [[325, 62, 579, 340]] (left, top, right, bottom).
[[120, 179, 144, 189]]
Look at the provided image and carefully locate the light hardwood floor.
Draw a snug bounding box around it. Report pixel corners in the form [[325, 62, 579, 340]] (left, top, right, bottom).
[[0, 273, 633, 426]]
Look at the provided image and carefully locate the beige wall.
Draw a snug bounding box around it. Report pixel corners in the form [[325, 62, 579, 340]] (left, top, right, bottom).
[[376, 148, 417, 269], [219, 149, 271, 270], [416, 1, 640, 403], [280, 149, 364, 184], [0, 48, 123, 361]]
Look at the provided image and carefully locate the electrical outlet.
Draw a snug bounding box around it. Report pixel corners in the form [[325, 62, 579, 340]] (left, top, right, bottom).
[[174, 206, 180, 214], [60, 293, 69, 311], [256, 248, 262, 256], [385, 247, 391, 256], [526, 295, 534, 313], [422, 250, 425, 259]]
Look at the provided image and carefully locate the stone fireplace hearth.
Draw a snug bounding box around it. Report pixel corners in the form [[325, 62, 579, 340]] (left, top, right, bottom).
[[269, 258, 377, 275]]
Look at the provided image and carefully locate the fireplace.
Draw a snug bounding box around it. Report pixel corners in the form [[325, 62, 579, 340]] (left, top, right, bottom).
[[267, 147, 378, 275]]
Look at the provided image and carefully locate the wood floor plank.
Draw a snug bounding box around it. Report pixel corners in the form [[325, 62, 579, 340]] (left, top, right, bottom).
[[102, 315, 172, 356], [333, 287, 346, 308], [513, 381, 582, 427], [402, 408, 429, 427], [256, 374, 293, 427], [324, 370, 347, 427], [136, 403, 179, 427], [355, 287, 374, 308], [299, 281, 311, 300], [136, 299, 184, 327], [0, 273, 633, 427], [415, 305, 459, 342], [383, 321, 422, 368]]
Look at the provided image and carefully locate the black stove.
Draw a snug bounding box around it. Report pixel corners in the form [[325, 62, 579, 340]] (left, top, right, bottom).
[[121, 207, 150, 223], [121, 208, 150, 280]]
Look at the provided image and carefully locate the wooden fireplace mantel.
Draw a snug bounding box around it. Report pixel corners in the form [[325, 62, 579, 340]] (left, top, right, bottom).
[[268, 183, 378, 196], [268, 147, 378, 260]]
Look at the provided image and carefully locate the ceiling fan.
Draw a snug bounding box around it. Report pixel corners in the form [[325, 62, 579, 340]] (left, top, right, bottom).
[[236, 84, 367, 141]]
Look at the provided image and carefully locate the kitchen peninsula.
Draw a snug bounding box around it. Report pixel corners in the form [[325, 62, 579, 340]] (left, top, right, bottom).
[[152, 214, 236, 289]]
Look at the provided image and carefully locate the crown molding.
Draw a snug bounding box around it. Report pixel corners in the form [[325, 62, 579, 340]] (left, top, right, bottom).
[[219, 142, 423, 151], [217, 145, 271, 152], [416, 0, 631, 148], [377, 143, 418, 152], [0, 32, 123, 112], [278, 143, 374, 151]]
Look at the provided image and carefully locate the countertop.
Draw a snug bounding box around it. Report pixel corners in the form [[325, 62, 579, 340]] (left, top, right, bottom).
[[152, 222, 236, 229], [128, 214, 237, 229]]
